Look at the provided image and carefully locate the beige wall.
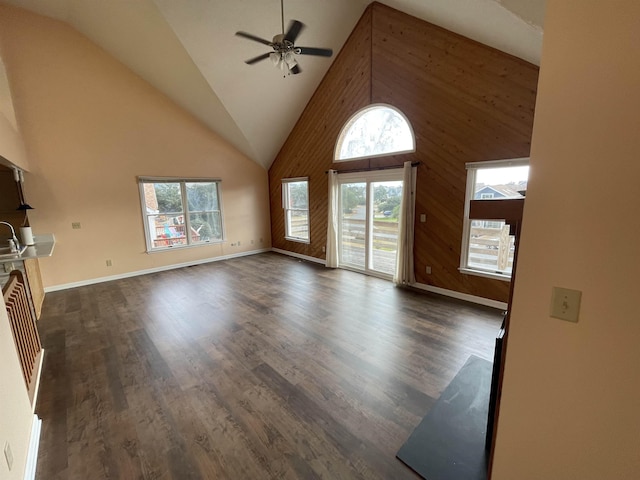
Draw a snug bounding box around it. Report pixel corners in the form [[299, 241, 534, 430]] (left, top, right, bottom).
[[0, 55, 30, 170], [0, 296, 34, 480], [0, 5, 271, 288], [0, 112, 29, 171], [492, 1, 640, 478]]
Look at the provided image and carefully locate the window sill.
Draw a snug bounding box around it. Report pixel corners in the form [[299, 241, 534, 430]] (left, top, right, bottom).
[[459, 267, 511, 282], [146, 240, 223, 254], [285, 237, 310, 244]]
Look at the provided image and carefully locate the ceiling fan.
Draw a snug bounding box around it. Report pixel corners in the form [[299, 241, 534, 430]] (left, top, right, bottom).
[[235, 0, 333, 75]]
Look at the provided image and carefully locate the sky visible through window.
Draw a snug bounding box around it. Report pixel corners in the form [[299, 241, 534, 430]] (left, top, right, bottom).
[[477, 166, 529, 186], [336, 105, 414, 160]]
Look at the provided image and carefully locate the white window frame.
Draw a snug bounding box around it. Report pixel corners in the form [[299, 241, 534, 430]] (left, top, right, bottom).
[[459, 158, 529, 281], [336, 168, 404, 279], [334, 103, 415, 162], [138, 177, 224, 253], [282, 177, 310, 244]]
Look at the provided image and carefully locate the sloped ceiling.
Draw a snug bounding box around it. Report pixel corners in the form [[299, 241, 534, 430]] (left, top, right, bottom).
[[0, 58, 17, 131], [0, 0, 545, 169]]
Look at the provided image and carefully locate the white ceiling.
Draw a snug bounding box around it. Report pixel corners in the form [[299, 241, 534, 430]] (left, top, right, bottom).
[[1, 0, 545, 169]]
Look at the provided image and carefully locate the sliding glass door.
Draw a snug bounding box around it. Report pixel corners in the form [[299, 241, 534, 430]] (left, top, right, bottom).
[[340, 181, 367, 270], [338, 170, 403, 278]]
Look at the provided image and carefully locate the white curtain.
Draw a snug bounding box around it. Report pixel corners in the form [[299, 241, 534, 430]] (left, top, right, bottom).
[[394, 161, 417, 285], [326, 170, 339, 268]]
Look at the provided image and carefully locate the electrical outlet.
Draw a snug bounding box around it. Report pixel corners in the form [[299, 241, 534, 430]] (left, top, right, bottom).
[[106, 259, 112, 267], [420, 213, 426, 223], [550, 287, 582, 323], [72, 222, 81, 229], [237, 241, 241, 246], [426, 266, 432, 274], [322, 246, 326, 252], [4, 442, 13, 471]]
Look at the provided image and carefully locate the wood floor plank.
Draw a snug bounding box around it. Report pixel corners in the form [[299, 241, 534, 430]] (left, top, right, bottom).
[[35, 252, 502, 479], [34, 328, 69, 477]]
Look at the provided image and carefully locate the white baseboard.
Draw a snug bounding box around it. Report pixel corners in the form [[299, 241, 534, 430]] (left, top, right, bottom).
[[45, 248, 271, 292], [270, 249, 505, 309], [24, 415, 41, 480], [44, 248, 506, 311], [411, 282, 508, 310], [271, 248, 326, 265]]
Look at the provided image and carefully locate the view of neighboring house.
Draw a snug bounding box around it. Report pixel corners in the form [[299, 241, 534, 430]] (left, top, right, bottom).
[[475, 182, 527, 200], [469, 183, 527, 274]]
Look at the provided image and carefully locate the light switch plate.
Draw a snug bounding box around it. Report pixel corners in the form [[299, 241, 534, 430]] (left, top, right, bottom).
[[550, 287, 582, 323]]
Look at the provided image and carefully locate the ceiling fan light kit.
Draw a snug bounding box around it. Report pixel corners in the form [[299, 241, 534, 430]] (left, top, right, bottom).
[[235, 0, 333, 76]]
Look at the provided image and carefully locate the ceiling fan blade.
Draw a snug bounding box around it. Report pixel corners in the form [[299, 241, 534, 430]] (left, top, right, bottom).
[[290, 64, 301, 75], [284, 20, 304, 44], [297, 47, 333, 57], [245, 52, 271, 65], [235, 31, 273, 47]]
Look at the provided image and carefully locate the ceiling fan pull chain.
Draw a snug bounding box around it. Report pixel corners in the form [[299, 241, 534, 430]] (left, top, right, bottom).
[[281, 0, 285, 35]]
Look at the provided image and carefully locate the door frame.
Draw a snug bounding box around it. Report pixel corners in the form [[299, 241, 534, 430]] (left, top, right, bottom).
[[336, 168, 404, 279]]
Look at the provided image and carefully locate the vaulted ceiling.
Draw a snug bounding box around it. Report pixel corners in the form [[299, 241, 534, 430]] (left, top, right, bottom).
[[0, 0, 545, 169]]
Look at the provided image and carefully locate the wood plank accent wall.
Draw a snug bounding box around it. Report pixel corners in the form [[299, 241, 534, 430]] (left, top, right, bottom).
[[269, 8, 372, 259], [268, 2, 538, 303]]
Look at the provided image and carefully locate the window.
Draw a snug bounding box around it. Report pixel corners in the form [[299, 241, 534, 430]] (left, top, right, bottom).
[[139, 177, 223, 252], [282, 178, 309, 243], [335, 104, 415, 161], [460, 159, 529, 280]]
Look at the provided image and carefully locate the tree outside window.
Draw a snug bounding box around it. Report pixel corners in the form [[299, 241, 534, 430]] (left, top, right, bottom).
[[139, 178, 223, 251]]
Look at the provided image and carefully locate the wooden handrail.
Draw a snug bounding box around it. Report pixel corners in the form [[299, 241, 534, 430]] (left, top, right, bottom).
[[3, 270, 43, 406]]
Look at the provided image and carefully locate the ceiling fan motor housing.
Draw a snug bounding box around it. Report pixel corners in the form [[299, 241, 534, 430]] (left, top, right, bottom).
[[272, 35, 299, 54], [236, 16, 332, 75]]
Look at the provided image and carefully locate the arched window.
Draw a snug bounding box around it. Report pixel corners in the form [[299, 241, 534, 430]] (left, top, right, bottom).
[[334, 104, 415, 161]]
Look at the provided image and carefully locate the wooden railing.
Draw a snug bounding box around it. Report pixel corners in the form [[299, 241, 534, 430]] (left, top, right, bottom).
[[340, 218, 399, 250], [468, 224, 514, 272], [339, 216, 515, 273], [153, 224, 200, 248], [3, 270, 43, 406]]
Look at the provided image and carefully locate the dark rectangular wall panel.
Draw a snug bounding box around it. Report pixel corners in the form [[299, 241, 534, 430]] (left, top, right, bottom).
[[268, 2, 538, 303]]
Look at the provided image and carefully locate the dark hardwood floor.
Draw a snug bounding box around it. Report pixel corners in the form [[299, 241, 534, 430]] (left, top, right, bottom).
[[34, 252, 503, 479]]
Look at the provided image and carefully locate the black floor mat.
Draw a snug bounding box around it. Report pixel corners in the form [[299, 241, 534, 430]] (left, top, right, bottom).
[[397, 355, 492, 480]]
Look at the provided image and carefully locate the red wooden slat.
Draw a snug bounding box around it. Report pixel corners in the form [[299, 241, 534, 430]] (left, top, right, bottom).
[[3, 270, 42, 398]]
